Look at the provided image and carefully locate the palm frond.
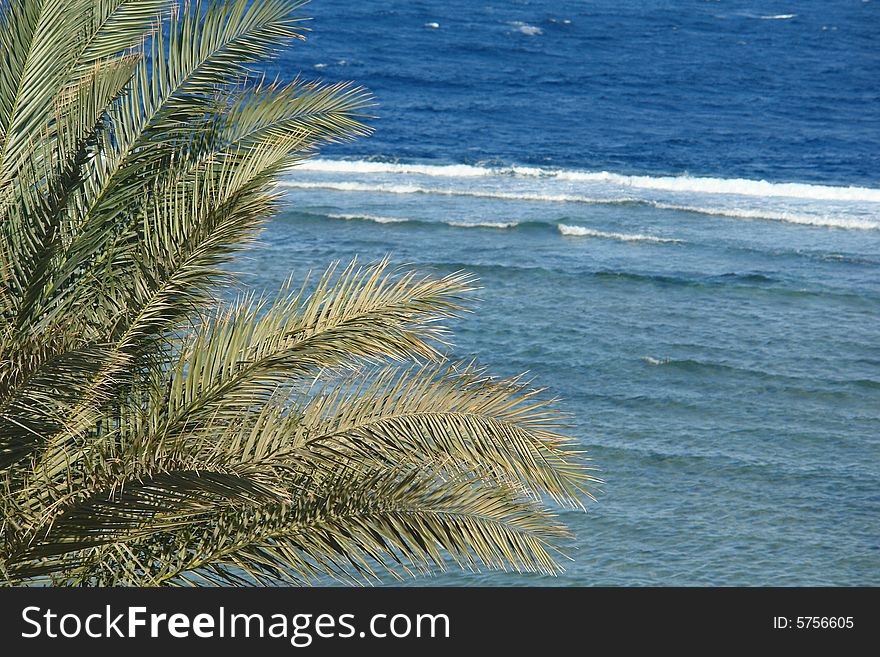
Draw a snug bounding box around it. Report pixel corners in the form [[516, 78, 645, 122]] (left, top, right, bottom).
[[289, 363, 598, 507], [0, 0, 597, 587], [214, 77, 374, 154], [15, 461, 571, 586], [154, 260, 476, 439], [74, 0, 168, 69], [0, 0, 86, 178]]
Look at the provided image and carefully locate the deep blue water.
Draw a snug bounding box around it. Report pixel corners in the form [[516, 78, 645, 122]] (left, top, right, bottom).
[[268, 0, 880, 186], [241, 0, 880, 585]]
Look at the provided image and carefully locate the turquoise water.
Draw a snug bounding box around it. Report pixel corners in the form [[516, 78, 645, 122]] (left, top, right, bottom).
[[235, 165, 880, 586], [237, 0, 880, 585]]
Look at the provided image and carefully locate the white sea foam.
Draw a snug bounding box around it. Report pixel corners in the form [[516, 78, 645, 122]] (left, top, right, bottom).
[[296, 158, 547, 179], [651, 203, 880, 230], [642, 356, 671, 366], [564, 171, 880, 202], [758, 14, 796, 20], [509, 21, 543, 36], [292, 159, 880, 203], [327, 213, 408, 224], [279, 180, 621, 205], [558, 225, 683, 242], [446, 220, 520, 229], [295, 159, 495, 178], [282, 181, 880, 229], [327, 213, 522, 230], [425, 22, 440, 28], [286, 181, 427, 194], [285, 159, 880, 230]]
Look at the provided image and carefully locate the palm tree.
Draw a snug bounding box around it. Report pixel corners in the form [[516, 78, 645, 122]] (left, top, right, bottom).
[[0, 0, 598, 586]]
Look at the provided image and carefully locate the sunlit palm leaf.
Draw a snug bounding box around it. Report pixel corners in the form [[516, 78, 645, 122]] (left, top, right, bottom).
[[0, 0, 597, 587]]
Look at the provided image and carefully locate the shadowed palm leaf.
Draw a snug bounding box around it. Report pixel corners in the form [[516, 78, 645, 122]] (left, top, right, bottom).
[[0, 0, 599, 586]]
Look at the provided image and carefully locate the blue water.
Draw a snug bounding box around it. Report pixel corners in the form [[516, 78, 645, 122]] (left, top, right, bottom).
[[241, 0, 880, 585]]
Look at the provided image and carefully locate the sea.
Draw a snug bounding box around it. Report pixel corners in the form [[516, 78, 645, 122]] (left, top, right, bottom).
[[238, 0, 880, 585]]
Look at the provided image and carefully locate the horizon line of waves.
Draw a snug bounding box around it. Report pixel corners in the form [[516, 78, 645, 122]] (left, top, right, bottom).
[[281, 181, 879, 230], [290, 159, 880, 203], [558, 224, 684, 243]]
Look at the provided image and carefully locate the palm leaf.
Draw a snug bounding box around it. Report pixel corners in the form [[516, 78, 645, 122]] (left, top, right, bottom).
[[0, 0, 597, 587], [14, 461, 572, 586]]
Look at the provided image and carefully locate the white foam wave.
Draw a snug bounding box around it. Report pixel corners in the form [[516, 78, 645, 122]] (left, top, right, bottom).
[[652, 203, 880, 230], [287, 181, 427, 194], [283, 182, 880, 229], [446, 220, 520, 229], [326, 213, 521, 230], [558, 225, 683, 243], [295, 184, 876, 230], [568, 171, 880, 202], [642, 356, 671, 366], [292, 159, 880, 203], [327, 213, 408, 224], [509, 21, 543, 36], [280, 180, 621, 205], [295, 159, 495, 178], [758, 14, 796, 19]]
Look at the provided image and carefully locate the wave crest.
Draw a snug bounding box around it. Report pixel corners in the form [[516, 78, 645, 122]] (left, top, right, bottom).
[[447, 220, 521, 229], [325, 213, 523, 230], [558, 225, 683, 243], [292, 159, 880, 203], [285, 159, 880, 231], [327, 213, 408, 224], [280, 180, 623, 205], [509, 21, 543, 36]]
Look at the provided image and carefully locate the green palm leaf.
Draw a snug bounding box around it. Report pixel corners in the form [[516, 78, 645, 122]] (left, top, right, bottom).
[[0, 0, 598, 587]]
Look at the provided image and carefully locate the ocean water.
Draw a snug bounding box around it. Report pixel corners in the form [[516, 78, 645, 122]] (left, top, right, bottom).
[[240, 0, 880, 585]]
